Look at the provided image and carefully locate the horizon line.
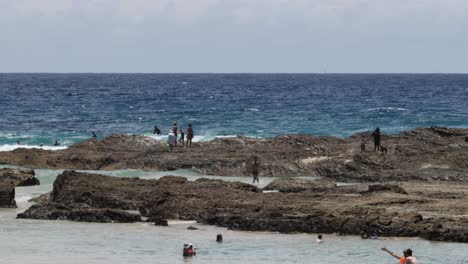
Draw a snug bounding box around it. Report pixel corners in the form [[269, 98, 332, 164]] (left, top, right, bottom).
[[1, 72, 468, 75]]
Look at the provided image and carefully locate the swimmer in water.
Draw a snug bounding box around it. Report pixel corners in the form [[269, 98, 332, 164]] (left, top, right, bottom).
[[316, 234, 323, 243], [183, 243, 196, 257], [381, 247, 420, 264], [53, 140, 60, 146], [153, 126, 161, 135]]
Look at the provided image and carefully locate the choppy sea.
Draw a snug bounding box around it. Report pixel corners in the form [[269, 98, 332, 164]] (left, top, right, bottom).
[[1, 74, 468, 150]]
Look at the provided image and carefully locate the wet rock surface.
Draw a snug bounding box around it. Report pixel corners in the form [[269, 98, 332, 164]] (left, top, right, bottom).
[[17, 203, 141, 223], [0, 127, 467, 182], [18, 171, 468, 242], [0, 181, 16, 208], [0, 168, 39, 186]]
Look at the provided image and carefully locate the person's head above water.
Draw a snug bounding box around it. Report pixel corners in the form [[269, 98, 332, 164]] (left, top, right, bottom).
[[403, 249, 412, 257], [318, 234, 323, 240], [216, 233, 223, 242]]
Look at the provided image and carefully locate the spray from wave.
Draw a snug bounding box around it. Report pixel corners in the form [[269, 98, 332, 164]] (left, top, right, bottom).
[[0, 144, 67, 152]]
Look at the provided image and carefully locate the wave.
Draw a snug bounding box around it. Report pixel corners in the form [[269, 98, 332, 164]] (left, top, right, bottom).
[[244, 108, 260, 112], [0, 144, 67, 152], [366, 107, 408, 111], [143, 133, 239, 143]]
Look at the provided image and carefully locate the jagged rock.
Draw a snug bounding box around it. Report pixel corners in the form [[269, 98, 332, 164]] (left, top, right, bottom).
[[148, 216, 168, 226], [263, 178, 336, 193], [0, 181, 16, 208], [17, 203, 141, 223], [17, 171, 468, 242], [365, 184, 407, 195], [0, 168, 39, 186], [0, 127, 467, 182]]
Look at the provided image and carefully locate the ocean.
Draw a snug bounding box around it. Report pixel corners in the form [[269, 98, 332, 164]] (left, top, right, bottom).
[[1, 74, 468, 149]]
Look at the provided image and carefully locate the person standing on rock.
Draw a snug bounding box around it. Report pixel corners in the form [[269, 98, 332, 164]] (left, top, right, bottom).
[[179, 129, 185, 146], [360, 135, 366, 153], [372, 127, 382, 152], [186, 124, 194, 148], [250, 155, 260, 184], [172, 122, 178, 146], [167, 130, 176, 152]]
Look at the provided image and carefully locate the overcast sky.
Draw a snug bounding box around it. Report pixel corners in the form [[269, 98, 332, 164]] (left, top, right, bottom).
[[1, 0, 467, 73]]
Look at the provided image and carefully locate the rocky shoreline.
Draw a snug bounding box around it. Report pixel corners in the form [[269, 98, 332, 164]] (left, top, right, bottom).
[[2, 127, 468, 242], [16, 171, 468, 242], [0, 126, 467, 183]]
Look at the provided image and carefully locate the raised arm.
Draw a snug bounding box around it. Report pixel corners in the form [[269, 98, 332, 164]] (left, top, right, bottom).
[[381, 247, 401, 260]]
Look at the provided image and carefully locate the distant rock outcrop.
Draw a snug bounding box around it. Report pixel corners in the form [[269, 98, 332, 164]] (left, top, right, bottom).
[[0, 127, 467, 182]]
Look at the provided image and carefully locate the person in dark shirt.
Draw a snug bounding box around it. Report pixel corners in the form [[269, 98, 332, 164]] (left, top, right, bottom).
[[250, 155, 260, 184], [153, 126, 161, 135], [186, 124, 194, 148], [172, 122, 178, 146], [371, 127, 382, 152], [179, 129, 185, 145]]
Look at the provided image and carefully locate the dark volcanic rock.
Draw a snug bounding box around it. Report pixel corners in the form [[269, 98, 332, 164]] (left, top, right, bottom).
[[263, 178, 336, 193], [0, 168, 39, 186], [148, 216, 168, 226], [0, 181, 16, 208], [1, 127, 467, 182], [365, 184, 407, 195], [18, 171, 468, 242], [17, 204, 141, 223]]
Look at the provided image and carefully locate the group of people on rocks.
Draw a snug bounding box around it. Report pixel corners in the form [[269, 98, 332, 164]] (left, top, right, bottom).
[[153, 122, 194, 151], [360, 127, 387, 154]]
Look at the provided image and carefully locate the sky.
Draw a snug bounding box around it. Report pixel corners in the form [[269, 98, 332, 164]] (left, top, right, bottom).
[[0, 0, 467, 73]]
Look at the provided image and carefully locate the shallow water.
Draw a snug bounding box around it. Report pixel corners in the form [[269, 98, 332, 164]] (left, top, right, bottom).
[[0, 168, 467, 263]]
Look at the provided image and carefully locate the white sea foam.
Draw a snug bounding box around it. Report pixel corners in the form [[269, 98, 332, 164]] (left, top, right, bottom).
[[0, 144, 67, 152], [366, 107, 408, 111], [15, 195, 33, 204], [144, 133, 238, 142], [244, 108, 260, 112]]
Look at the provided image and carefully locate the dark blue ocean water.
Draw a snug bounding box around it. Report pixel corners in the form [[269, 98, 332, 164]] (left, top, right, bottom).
[[1, 73, 467, 148]]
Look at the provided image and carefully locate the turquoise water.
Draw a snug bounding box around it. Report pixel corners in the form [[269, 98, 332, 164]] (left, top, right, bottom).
[[0, 168, 467, 263]]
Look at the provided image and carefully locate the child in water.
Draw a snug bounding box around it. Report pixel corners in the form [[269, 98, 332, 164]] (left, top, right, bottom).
[[316, 234, 323, 243], [183, 243, 196, 257]]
